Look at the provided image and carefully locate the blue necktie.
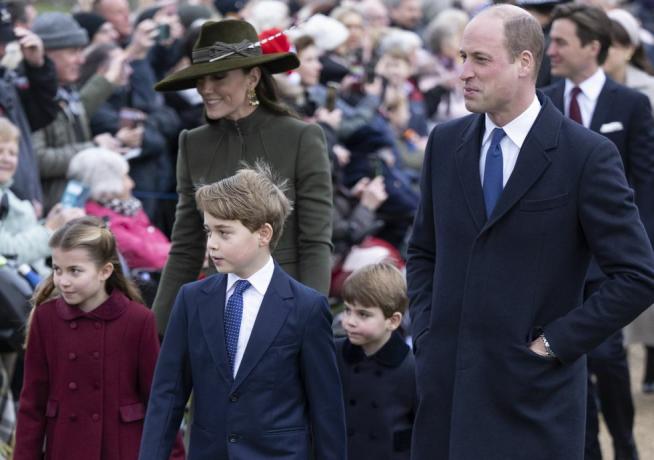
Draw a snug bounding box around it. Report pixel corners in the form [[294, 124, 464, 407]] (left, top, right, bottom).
[[483, 128, 506, 217], [224, 280, 250, 374]]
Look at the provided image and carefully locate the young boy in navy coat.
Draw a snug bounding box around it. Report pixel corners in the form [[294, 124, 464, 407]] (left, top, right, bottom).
[[139, 164, 347, 460], [337, 263, 416, 460]]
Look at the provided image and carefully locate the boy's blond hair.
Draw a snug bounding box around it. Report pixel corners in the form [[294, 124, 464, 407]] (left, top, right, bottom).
[[0, 117, 20, 144], [342, 263, 408, 318], [195, 162, 293, 250]]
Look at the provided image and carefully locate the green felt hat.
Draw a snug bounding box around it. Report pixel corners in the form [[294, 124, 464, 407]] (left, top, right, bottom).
[[155, 19, 299, 92]]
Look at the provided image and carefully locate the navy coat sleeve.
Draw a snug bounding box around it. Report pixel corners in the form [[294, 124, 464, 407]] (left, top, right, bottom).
[[300, 296, 347, 460], [624, 92, 654, 243], [544, 138, 654, 363], [139, 286, 193, 460], [406, 129, 437, 344]]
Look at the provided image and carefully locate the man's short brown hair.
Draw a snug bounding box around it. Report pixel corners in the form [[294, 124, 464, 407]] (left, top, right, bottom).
[[488, 5, 545, 81], [195, 162, 293, 250], [342, 263, 408, 318], [551, 3, 612, 65]]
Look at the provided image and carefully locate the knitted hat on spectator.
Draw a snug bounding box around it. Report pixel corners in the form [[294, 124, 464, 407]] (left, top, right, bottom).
[[178, 4, 213, 31], [0, 2, 16, 44], [32, 12, 88, 50], [73, 12, 107, 42], [155, 19, 299, 91]]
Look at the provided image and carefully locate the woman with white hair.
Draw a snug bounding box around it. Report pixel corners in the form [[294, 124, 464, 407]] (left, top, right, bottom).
[[67, 147, 171, 270]]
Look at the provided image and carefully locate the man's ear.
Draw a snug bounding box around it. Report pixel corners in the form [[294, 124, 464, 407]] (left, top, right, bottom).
[[518, 50, 535, 79], [258, 223, 273, 246]]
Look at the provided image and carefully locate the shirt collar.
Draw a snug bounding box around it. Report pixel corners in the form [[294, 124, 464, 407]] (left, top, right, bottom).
[[226, 256, 275, 296], [483, 95, 541, 149], [565, 68, 606, 102]]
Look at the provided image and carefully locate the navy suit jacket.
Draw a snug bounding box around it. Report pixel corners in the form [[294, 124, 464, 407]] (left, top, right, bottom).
[[543, 78, 654, 252], [139, 264, 347, 460], [406, 94, 654, 460]]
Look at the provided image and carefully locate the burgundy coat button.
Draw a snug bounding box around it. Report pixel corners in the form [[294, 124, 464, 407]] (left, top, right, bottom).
[[92, 413, 100, 422], [68, 352, 77, 360], [68, 382, 77, 390], [69, 322, 77, 329], [69, 414, 77, 421], [93, 351, 100, 359], [94, 322, 102, 329]]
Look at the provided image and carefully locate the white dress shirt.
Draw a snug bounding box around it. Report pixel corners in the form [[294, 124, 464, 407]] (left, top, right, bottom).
[[225, 256, 275, 377], [479, 95, 542, 187], [563, 69, 606, 128]]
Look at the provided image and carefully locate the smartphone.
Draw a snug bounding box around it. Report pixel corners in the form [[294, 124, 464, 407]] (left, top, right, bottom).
[[325, 82, 339, 111], [157, 23, 170, 43], [60, 180, 90, 209]]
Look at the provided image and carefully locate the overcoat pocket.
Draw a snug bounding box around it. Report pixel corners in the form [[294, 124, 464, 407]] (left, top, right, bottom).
[[520, 193, 569, 211]]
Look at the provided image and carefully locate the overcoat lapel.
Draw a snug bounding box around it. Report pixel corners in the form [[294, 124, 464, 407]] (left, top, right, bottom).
[[482, 98, 561, 231], [198, 275, 233, 383], [232, 266, 293, 391], [589, 80, 615, 132], [455, 115, 486, 231]]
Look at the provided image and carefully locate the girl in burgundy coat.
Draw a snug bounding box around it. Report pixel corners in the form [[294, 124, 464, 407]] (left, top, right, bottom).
[[14, 217, 184, 460]]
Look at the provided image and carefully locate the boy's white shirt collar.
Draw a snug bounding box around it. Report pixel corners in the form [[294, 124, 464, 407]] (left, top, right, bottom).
[[226, 256, 275, 296]]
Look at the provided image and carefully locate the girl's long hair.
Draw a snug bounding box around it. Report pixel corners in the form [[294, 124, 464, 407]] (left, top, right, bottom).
[[32, 216, 143, 306]]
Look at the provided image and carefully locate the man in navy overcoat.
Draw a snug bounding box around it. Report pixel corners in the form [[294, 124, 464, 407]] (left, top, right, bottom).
[[543, 5, 654, 457], [407, 5, 654, 460]]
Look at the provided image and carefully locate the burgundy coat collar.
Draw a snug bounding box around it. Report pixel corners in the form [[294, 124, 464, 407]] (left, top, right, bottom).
[[55, 289, 129, 321], [342, 331, 410, 368]]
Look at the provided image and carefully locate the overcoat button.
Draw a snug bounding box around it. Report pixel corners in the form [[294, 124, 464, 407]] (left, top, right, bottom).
[[68, 352, 77, 360], [92, 413, 100, 421], [68, 382, 77, 390], [69, 322, 77, 329]]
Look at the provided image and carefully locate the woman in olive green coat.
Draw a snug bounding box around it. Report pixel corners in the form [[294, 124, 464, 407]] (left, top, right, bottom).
[[151, 20, 333, 334]]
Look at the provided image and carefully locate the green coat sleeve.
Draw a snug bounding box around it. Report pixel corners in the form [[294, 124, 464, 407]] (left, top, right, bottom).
[[152, 130, 206, 335], [292, 123, 333, 295]]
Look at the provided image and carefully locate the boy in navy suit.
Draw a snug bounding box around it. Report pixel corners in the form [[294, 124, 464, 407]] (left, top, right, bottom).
[[139, 164, 347, 460]]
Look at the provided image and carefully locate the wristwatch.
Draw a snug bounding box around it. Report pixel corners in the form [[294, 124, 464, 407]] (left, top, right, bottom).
[[540, 334, 556, 358]]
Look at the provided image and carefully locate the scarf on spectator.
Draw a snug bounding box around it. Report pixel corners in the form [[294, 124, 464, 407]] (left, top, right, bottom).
[[98, 197, 142, 217]]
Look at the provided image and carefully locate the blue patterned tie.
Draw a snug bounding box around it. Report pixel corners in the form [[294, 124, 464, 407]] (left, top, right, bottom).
[[224, 280, 250, 374], [483, 128, 506, 217]]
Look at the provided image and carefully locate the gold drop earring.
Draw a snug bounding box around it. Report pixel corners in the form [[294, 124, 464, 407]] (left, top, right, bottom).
[[248, 88, 259, 107]]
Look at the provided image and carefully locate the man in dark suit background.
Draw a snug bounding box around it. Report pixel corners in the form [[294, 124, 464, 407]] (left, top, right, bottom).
[[543, 5, 654, 459], [407, 4, 654, 460]]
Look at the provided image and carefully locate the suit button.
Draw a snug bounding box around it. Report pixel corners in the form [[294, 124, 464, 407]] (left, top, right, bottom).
[[92, 413, 100, 422], [69, 414, 77, 421], [68, 382, 77, 390], [347, 428, 355, 437], [68, 352, 77, 361], [94, 322, 102, 329], [353, 366, 360, 374], [93, 382, 100, 390], [371, 401, 379, 409], [229, 394, 239, 402], [69, 321, 77, 329], [228, 434, 239, 443], [92, 351, 100, 359], [349, 399, 356, 406]]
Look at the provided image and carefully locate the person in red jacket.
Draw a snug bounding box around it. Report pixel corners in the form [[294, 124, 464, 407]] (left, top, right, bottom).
[[14, 216, 184, 460], [67, 147, 171, 270]]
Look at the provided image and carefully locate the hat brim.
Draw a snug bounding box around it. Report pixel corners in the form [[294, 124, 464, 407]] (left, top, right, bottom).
[[155, 52, 299, 92]]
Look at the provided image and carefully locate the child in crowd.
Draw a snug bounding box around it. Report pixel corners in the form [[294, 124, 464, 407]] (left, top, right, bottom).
[[139, 164, 346, 460], [338, 262, 416, 460], [13, 217, 184, 460], [0, 117, 83, 277]]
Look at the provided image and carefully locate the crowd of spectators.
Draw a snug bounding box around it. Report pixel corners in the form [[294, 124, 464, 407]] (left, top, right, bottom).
[[2, 0, 654, 457]]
